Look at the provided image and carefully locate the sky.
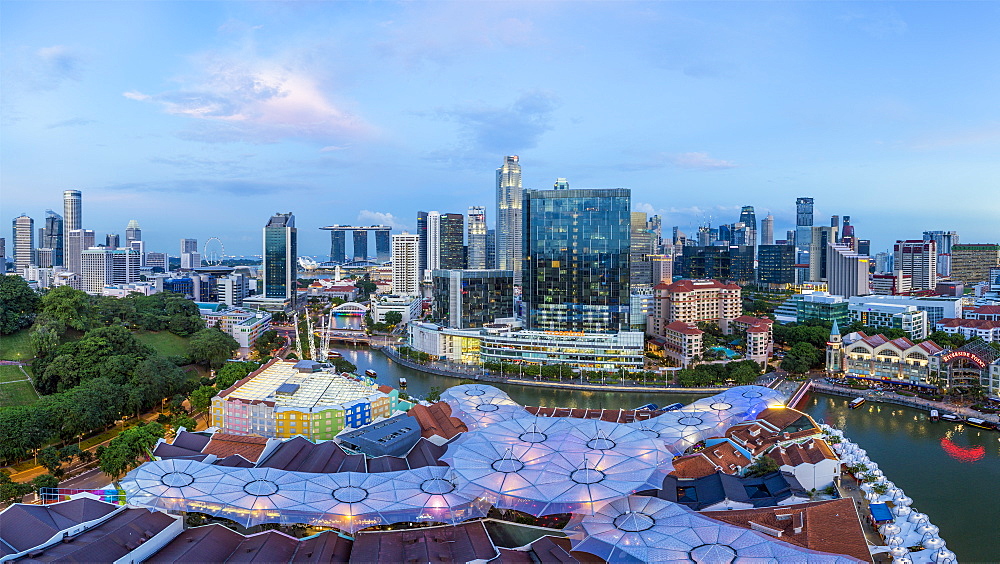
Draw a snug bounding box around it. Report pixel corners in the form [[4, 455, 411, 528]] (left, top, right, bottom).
[[2, 1, 998, 258]]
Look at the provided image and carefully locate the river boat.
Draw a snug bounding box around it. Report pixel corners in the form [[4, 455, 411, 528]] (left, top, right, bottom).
[[849, 397, 866, 409], [663, 402, 685, 412], [398, 377, 407, 388], [966, 417, 996, 430], [940, 413, 961, 423], [929, 409, 940, 421], [327, 351, 342, 359], [365, 369, 377, 377], [635, 403, 659, 411]]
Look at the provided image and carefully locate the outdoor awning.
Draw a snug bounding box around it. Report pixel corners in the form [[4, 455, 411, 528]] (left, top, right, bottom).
[[869, 502, 894, 523], [846, 375, 938, 389]]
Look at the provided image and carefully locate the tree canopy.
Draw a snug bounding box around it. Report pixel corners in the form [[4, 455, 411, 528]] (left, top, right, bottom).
[[97, 422, 164, 482], [188, 328, 239, 369], [0, 276, 40, 335]]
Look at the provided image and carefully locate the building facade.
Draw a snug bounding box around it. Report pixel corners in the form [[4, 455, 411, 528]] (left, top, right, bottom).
[[495, 155, 523, 282], [81, 247, 141, 294], [431, 269, 514, 329], [757, 245, 796, 285], [11, 214, 34, 274], [262, 213, 297, 304], [826, 243, 870, 298], [829, 332, 943, 389], [894, 240, 937, 290], [847, 298, 928, 340], [647, 279, 742, 337], [466, 206, 487, 269], [202, 307, 271, 348], [922, 230, 958, 277], [62, 190, 81, 268], [522, 187, 631, 333], [951, 244, 1000, 286], [390, 233, 420, 296]]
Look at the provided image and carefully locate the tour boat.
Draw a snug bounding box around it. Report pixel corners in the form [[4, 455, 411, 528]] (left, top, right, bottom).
[[327, 351, 342, 359], [940, 413, 961, 423], [966, 417, 996, 430], [398, 377, 407, 388], [929, 409, 940, 421], [849, 397, 866, 409], [365, 369, 377, 377]]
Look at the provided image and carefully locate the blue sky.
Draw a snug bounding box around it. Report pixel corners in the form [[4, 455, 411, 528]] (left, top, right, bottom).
[[2, 1, 998, 258]]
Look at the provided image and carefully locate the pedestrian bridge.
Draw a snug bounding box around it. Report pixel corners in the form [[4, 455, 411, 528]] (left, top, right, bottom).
[[331, 302, 367, 315]]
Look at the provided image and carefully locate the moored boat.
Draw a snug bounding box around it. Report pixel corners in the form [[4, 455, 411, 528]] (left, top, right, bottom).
[[966, 417, 996, 430], [849, 397, 866, 409], [398, 377, 407, 388], [940, 413, 960, 422], [929, 409, 940, 421], [365, 369, 377, 377]]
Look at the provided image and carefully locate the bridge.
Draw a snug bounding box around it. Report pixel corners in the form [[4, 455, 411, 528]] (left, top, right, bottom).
[[314, 328, 370, 344], [331, 302, 367, 315]]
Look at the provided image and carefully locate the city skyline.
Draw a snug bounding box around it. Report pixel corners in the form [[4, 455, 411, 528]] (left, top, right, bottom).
[[3, 2, 999, 256]]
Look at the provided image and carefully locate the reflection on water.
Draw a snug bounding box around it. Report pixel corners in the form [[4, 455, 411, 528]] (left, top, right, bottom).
[[802, 392, 1000, 562]]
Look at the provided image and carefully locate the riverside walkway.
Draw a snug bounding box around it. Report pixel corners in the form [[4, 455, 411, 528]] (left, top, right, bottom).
[[810, 380, 1000, 424]]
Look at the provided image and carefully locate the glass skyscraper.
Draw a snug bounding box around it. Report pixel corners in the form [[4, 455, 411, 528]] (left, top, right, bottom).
[[263, 212, 297, 304], [523, 188, 630, 333], [496, 156, 522, 283]]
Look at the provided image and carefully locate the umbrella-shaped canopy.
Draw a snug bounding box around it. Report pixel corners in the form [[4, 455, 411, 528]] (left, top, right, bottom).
[[565, 495, 863, 564], [444, 395, 525, 430], [717, 385, 786, 406], [630, 408, 732, 455], [380, 465, 491, 526], [687, 396, 758, 426]]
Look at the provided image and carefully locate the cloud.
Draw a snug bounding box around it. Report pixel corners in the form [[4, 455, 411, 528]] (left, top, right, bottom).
[[357, 210, 410, 231], [46, 117, 95, 129], [670, 152, 738, 170], [123, 49, 372, 144], [436, 91, 558, 153]]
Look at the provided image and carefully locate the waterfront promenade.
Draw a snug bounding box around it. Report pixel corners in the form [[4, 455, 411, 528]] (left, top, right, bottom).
[[809, 380, 1000, 424], [377, 345, 735, 395]]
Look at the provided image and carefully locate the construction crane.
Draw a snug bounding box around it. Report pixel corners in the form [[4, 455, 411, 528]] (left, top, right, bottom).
[[293, 313, 304, 360], [305, 312, 315, 360]]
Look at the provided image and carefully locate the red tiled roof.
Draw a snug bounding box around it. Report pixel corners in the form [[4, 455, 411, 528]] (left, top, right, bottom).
[[971, 305, 1000, 315], [747, 326, 770, 333], [889, 337, 915, 349], [768, 439, 838, 466], [202, 433, 269, 462], [671, 443, 750, 479], [408, 402, 468, 440], [703, 499, 873, 563], [937, 318, 1000, 330], [659, 279, 741, 293], [664, 321, 703, 335], [918, 340, 943, 354], [733, 315, 773, 326]]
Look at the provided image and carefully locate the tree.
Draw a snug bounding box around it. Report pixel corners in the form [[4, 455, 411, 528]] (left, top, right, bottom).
[[29, 321, 62, 359], [0, 471, 32, 505], [188, 328, 239, 369], [31, 473, 60, 494], [98, 422, 164, 482], [384, 311, 403, 327], [189, 385, 216, 412], [172, 414, 197, 433], [38, 447, 65, 477], [744, 456, 780, 477], [425, 387, 442, 402], [781, 342, 821, 374], [39, 285, 93, 331], [214, 361, 260, 390], [0, 275, 40, 334]]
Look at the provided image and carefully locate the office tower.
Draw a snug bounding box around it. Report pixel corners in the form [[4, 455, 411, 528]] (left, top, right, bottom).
[[262, 212, 297, 304], [761, 214, 774, 246], [391, 233, 420, 296], [738, 206, 757, 251], [951, 244, 1000, 285], [106, 233, 120, 249], [758, 245, 796, 285], [62, 190, 81, 265], [125, 220, 141, 244], [129, 240, 145, 266], [81, 247, 141, 294], [523, 187, 630, 333], [831, 215, 840, 230], [467, 206, 487, 269], [697, 226, 716, 247], [425, 211, 442, 275], [217, 273, 250, 307], [678, 245, 755, 283], [786, 230, 795, 246], [717, 224, 732, 245], [827, 243, 871, 297], [180, 238, 200, 270], [0, 238, 5, 274], [42, 210, 63, 266], [874, 251, 893, 273], [416, 211, 429, 275], [12, 214, 34, 273], [795, 197, 814, 283], [374, 227, 391, 263], [857, 239, 871, 257], [923, 230, 959, 277], [438, 213, 464, 269], [649, 254, 673, 284], [806, 225, 837, 282], [894, 240, 937, 290], [495, 155, 523, 282], [630, 212, 656, 285], [432, 270, 515, 328], [66, 229, 94, 275], [485, 229, 497, 269], [553, 178, 570, 190], [146, 252, 167, 272], [181, 238, 198, 253], [35, 248, 54, 269], [840, 216, 856, 251]]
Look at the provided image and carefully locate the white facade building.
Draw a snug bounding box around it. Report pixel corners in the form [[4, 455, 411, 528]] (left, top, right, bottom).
[[390, 233, 420, 296], [847, 298, 929, 340], [371, 294, 421, 324], [826, 243, 870, 298]]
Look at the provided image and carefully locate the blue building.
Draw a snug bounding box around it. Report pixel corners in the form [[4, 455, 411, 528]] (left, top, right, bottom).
[[522, 188, 631, 333]]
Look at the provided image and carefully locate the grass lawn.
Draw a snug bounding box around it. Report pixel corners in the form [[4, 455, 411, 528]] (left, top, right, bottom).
[[134, 331, 190, 357], [0, 330, 34, 361], [0, 365, 29, 383], [0, 380, 40, 407]]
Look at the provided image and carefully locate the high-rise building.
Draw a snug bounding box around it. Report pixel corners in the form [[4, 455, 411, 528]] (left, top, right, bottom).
[[523, 187, 630, 333], [807, 226, 838, 282], [106, 233, 120, 249], [922, 230, 959, 277], [649, 254, 673, 284], [391, 233, 420, 296], [180, 238, 200, 270], [416, 212, 429, 275], [466, 206, 487, 269], [760, 214, 774, 246], [0, 238, 6, 274], [66, 229, 94, 275], [262, 212, 297, 304], [553, 178, 570, 190], [678, 246, 755, 284], [125, 220, 141, 245], [42, 210, 64, 267], [12, 214, 34, 273], [794, 197, 814, 283], [431, 269, 515, 328], [485, 229, 497, 269], [738, 206, 757, 251], [217, 273, 250, 307], [438, 213, 464, 270], [950, 244, 1000, 286], [81, 247, 141, 294], [374, 228, 391, 263], [352, 229, 368, 262], [630, 212, 657, 286], [758, 245, 796, 285], [62, 190, 81, 266], [874, 251, 894, 274], [827, 243, 871, 298], [894, 240, 937, 291], [495, 156, 523, 283], [145, 252, 167, 272]]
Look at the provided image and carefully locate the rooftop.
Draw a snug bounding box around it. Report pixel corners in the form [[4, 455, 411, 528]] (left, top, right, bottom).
[[349, 521, 498, 564], [768, 438, 839, 466], [220, 360, 385, 410]]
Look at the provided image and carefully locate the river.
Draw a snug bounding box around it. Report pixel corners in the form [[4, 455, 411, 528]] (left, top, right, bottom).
[[328, 316, 1000, 560]]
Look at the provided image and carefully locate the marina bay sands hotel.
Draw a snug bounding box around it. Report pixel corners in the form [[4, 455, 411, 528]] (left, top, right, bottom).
[[320, 225, 391, 264]]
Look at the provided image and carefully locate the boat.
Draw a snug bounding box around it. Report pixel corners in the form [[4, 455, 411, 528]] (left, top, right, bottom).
[[662, 402, 685, 412], [940, 413, 961, 422], [365, 369, 377, 377], [327, 351, 342, 359], [398, 377, 407, 388], [966, 417, 996, 430], [634, 403, 659, 411], [929, 409, 940, 421], [849, 397, 866, 409]]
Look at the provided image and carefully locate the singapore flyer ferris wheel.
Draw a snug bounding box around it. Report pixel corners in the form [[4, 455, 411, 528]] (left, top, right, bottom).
[[203, 237, 225, 266]]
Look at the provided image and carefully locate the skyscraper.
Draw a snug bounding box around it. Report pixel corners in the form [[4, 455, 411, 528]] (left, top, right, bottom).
[[827, 243, 871, 297], [438, 213, 464, 269], [495, 156, 523, 283], [416, 211, 429, 275], [922, 230, 959, 277], [66, 229, 94, 275], [62, 190, 81, 266], [43, 210, 63, 267], [760, 213, 774, 245], [180, 239, 200, 270], [485, 229, 497, 269], [374, 228, 391, 263], [523, 187, 631, 333], [0, 238, 5, 274], [894, 240, 937, 290], [795, 197, 814, 283], [81, 247, 141, 294], [630, 212, 656, 286], [12, 214, 34, 273], [391, 233, 420, 296], [106, 233, 120, 249], [263, 212, 297, 304], [951, 244, 1000, 286], [738, 206, 757, 253], [352, 229, 368, 261], [467, 206, 487, 269], [125, 220, 141, 245], [553, 178, 570, 190]]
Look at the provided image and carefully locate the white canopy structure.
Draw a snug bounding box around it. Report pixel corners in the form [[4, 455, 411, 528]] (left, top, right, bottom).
[[565, 495, 862, 563]]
